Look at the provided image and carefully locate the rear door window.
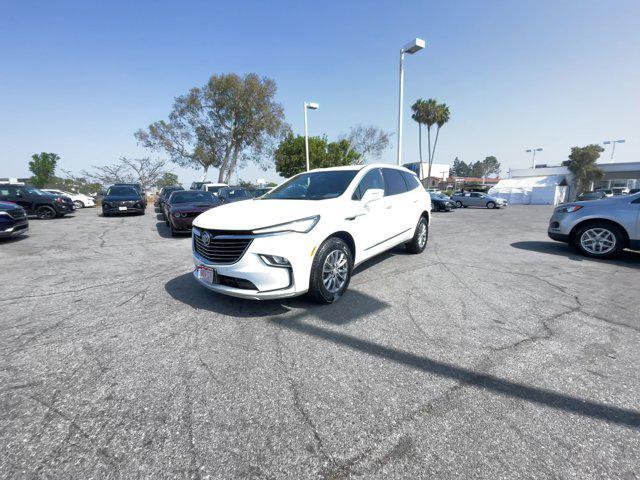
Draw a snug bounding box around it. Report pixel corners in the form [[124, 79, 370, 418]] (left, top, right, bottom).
[[382, 169, 408, 196], [401, 171, 421, 191]]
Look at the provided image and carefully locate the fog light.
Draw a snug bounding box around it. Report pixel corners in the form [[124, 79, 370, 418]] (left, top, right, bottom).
[[260, 254, 291, 267]]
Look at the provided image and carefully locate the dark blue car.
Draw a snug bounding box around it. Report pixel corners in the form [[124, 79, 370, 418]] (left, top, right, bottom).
[[0, 201, 29, 239]]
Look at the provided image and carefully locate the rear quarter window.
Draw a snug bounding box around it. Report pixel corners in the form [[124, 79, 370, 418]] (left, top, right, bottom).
[[382, 169, 408, 196]]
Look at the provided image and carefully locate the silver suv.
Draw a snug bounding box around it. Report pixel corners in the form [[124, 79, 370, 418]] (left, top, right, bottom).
[[548, 193, 640, 258]]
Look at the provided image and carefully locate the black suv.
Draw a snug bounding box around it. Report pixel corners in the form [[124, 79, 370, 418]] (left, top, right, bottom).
[[0, 201, 29, 238], [113, 183, 147, 207], [0, 184, 74, 219], [102, 185, 146, 216]]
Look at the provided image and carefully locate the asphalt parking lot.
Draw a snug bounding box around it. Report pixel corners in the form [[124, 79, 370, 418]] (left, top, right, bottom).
[[1, 205, 638, 479]]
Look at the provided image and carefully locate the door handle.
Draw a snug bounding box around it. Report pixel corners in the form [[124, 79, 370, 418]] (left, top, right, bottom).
[[345, 213, 365, 221]]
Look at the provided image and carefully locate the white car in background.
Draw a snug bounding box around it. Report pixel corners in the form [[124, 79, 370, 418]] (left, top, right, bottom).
[[202, 183, 228, 196], [192, 164, 431, 303], [43, 189, 95, 209]]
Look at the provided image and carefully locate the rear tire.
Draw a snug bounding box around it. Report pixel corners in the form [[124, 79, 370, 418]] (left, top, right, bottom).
[[36, 206, 56, 220], [573, 222, 625, 259], [308, 237, 353, 304], [406, 216, 429, 254], [74, 200, 84, 209], [455, 201, 463, 208]]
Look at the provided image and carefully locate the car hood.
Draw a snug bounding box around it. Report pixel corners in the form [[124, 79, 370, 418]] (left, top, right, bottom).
[[193, 199, 328, 230], [0, 201, 20, 210]]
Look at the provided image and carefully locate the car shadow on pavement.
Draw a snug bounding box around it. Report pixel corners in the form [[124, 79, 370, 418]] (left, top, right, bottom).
[[164, 272, 389, 324], [155, 221, 187, 239], [164, 271, 640, 428], [270, 312, 640, 429], [511, 241, 640, 269]]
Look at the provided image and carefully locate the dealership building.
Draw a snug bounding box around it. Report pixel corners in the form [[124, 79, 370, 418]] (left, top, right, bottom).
[[488, 161, 640, 205]]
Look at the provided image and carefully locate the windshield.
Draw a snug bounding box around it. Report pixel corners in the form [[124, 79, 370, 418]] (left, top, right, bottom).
[[25, 187, 49, 196], [224, 188, 250, 199], [263, 171, 358, 200], [107, 186, 138, 196], [169, 191, 215, 203]]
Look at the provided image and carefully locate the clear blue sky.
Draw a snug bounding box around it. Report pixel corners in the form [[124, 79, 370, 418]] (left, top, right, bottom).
[[2, 0, 639, 185]]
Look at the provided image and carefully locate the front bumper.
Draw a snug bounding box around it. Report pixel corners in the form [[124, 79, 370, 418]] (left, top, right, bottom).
[[0, 219, 29, 238], [171, 217, 197, 231], [192, 229, 314, 300], [102, 205, 145, 214], [55, 204, 74, 214]]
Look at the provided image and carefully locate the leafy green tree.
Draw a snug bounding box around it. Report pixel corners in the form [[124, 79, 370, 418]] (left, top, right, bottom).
[[274, 133, 360, 178], [136, 73, 287, 183], [470, 156, 500, 179], [28, 152, 59, 187], [156, 172, 180, 188], [564, 145, 604, 194], [450, 157, 471, 177]]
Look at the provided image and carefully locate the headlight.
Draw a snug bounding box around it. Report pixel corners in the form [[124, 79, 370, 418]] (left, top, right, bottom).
[[102, 202, 111, 208], [0, 211, 11, 217], [253, 216, 320, 235], [555, 205, 583, 213]]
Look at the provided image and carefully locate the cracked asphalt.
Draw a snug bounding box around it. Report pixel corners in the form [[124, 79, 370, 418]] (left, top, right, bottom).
[[1, 205, 639, 479]]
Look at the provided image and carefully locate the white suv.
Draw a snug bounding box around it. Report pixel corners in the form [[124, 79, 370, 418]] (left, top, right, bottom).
[[43, 189, 95, 209], [192, 164, 431, 303]]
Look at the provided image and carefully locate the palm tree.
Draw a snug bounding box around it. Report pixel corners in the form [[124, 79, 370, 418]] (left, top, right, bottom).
[[427, 103, 451, 182], [411, 99, 427, 179], [411, 99, 437, 183]]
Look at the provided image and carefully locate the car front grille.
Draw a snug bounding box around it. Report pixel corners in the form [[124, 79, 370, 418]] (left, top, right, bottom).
[[193, 229, 253, 265]]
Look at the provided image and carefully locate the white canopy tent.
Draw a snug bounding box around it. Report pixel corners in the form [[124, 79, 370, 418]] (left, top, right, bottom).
[[489, 175, 569, 205]]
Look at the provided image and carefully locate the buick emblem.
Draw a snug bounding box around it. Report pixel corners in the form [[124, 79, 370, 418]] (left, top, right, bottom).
[[201, 231, 211, 246]]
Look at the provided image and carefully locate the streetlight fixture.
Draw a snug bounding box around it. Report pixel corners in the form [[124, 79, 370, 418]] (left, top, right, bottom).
[[397, 37, 426, 166], [603, 139, 625, 161], [304, 102, 319, 172], [526, 147, 543, 168]]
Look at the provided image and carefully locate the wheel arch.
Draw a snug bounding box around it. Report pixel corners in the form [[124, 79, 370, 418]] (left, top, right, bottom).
[[420, 210, 430, 225], [569, 218, 630, 247], [325, 231, 356, 263]]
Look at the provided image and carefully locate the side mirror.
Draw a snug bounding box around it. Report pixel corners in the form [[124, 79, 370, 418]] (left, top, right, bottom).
[[361, 188, 384, 205]]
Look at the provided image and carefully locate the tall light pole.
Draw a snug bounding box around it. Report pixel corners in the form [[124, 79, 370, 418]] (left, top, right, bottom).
[[526, 147, 543, 168], [397, 38, 426, 166], [304, 102, 319, 172], [603, 139, 625, 162]]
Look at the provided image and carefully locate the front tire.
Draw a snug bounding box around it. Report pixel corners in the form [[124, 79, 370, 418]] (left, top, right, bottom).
[[406, 216, 429, 254], [487, 201, 496, 209], [573, 222, 624, 259], [74, 200, 84, 209], [308, 237, 353, 304], [36, 206, 56, 220]]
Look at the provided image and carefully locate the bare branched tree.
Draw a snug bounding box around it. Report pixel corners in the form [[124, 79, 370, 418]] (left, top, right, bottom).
[[82, 157, 168, 190], [340, 125, 391, 164]]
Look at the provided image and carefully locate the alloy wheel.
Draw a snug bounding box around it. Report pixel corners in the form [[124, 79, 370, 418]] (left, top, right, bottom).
[[580, 228, 616, 255], [322, 250, 348, 294], [418, 222, 428, 248]]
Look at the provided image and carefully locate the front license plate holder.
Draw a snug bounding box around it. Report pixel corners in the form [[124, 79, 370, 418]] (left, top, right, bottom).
[[196, 266, 217, 285]]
